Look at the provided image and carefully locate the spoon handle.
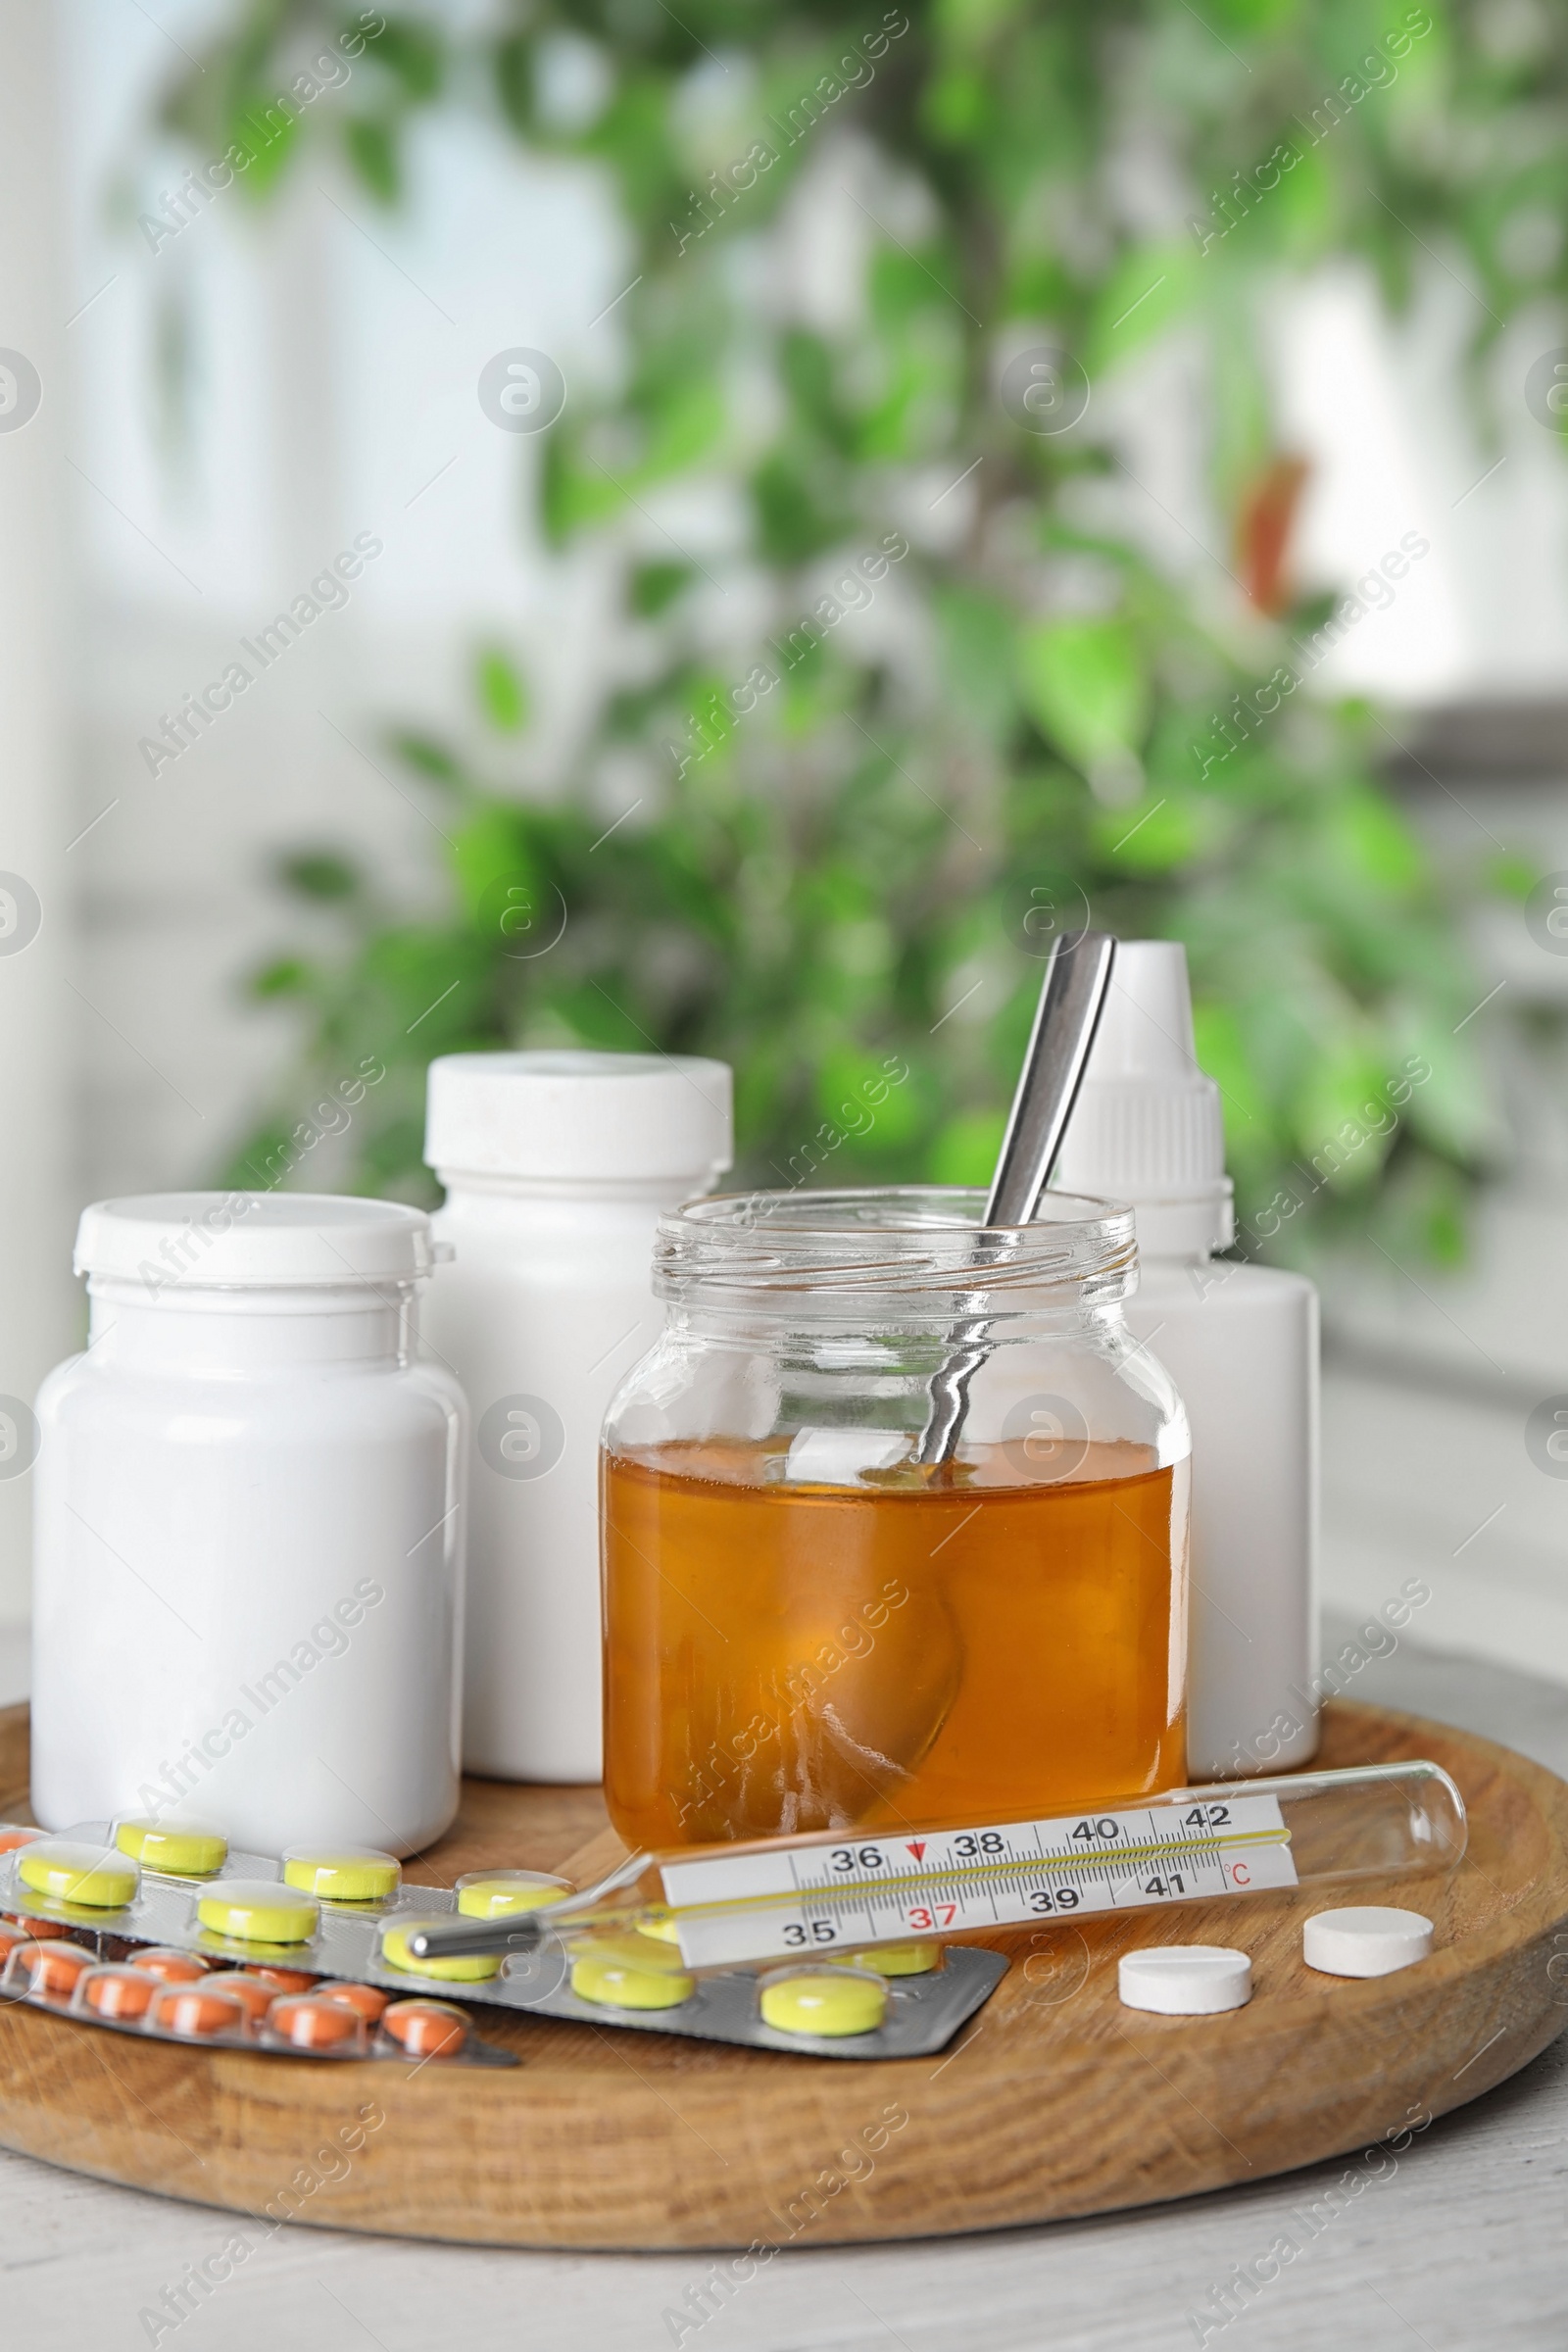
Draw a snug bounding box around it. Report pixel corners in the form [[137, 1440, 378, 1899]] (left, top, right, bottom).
[[917, 932, 1117, 1467], [986, 930, 1117, 1227]]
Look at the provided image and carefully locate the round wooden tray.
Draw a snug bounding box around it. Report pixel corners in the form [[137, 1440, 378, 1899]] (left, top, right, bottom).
[[0, 1696, 1564, 2250]]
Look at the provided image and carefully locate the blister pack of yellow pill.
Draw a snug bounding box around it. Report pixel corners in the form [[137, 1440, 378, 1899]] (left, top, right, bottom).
[[0, 1822, 1005, 2061]]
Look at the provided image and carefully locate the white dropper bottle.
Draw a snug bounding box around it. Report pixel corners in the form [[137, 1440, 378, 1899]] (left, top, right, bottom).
[[1054, 941, 1320, 1777]]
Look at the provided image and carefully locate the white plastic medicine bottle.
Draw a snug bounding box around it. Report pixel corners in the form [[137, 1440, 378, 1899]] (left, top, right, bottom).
[[31, 1193, 467, 1855], [1054, 942, 1320, 1777], [422, 1051, 733, 1783]]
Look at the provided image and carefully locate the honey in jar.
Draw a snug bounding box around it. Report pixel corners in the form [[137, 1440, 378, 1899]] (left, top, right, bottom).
[[601, 1188, 1191, 1848]]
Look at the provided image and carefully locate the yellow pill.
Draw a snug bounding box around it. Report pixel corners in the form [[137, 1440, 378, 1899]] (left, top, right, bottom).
[[283, 1849, 401, 1903], [455, 1872, 570, 1921], [18, 1839, 140, 1910], [570, 1934, 696, 2012], [760, 1968, 889, 2037], [116, 1821, 228, 1877], [633, 1907, 682, 1944], [380, 1919, 500, 1983], [196, 1879, 320, 1946], [574, 1931, 690, 1973], [832, 1940, 940, 1978]]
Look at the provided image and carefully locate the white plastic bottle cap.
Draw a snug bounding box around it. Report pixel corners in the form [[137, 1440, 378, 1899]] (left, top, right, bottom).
[[1302, 1907, 1434, 1979], [74, 1194, 440, 1289], [1118, 1945, 1252, 2015], [1053, 941, 1234, 1255], [424, 1052, 733, 1186]]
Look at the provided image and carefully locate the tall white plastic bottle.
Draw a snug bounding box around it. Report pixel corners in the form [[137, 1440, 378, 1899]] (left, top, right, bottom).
[[422, 1052, 732, 1784], [1054, 942, 1319, 1777]]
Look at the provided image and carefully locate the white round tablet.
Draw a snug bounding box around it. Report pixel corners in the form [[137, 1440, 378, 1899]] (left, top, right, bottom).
[[1118, 1945, 1252, 2016], [1302, 1906, 1434, 1979]]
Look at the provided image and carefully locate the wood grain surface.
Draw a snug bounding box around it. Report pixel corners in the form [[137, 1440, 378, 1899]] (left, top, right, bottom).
[[0, 1697, 1563, 2252]]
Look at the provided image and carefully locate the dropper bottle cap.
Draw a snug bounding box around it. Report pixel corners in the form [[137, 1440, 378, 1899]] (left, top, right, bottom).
[[1052, 940, 1235, 1258]]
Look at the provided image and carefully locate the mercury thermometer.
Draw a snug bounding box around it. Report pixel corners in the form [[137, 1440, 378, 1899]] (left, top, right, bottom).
[[406, 1760, 1465, 1972]]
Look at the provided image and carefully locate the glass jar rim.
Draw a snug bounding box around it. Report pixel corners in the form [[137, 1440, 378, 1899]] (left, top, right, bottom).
[[654, 1185, 1136, 1304]]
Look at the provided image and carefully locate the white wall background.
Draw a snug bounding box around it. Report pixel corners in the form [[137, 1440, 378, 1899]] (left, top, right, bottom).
[[1, 0, 1567, 1683], [0, 3, 85, 1643]]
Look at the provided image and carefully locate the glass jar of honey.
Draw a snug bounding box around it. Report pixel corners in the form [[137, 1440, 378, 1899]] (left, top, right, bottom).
[[602, 1187, 1191, 1849]]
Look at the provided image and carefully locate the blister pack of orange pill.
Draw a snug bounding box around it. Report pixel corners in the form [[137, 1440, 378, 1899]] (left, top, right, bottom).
[[0, 1913, 514, 2068]]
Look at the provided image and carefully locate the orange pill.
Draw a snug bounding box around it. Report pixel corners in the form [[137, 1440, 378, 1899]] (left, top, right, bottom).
[[380, 1999, 468, 2058], [129, 1947, 213, 1984], [0, 1828, 41, 1856], [268, 1995, 364, 2052], [80, 1966, 159, 2023], [209, 1974, 278, 2026], [319, 1981, 390, 2024], [241, 1963, 318, 1994], [15, 1941, 94, 2000], [3, 1912, 72, 1937], [151, 1985, 248, 2039]]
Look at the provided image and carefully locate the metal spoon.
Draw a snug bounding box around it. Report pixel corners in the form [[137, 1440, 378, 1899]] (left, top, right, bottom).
[[916, 931, 1117, 1466]]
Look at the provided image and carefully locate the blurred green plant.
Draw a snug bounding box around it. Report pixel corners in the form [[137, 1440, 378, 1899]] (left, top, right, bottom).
[[146, 0, 1568, 1254]]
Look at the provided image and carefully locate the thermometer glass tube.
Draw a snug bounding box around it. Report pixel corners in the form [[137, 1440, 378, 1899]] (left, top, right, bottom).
[[403, 1760, 1465, 1974]]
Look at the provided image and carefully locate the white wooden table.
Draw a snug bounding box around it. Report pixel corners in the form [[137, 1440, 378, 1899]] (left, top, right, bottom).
[[2, 1624, 1565, 2352]]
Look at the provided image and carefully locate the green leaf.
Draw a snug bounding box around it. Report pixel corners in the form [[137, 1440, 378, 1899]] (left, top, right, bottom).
[[920, 61, 988, 146], [1292, 1036, 1399, 1191], [1325, 790, 1425, 893], [814, 1046, 908, 1139], [1090, 795, 1202, 874], [227, 97, 299, 199], [936, 587, 1019, 744], [637, 376, 726, 483], [1083, 243, 1203, 372], [276, 852, 361, 902], [1395, 1022, 1497, 1163], [1017, 617, 1149, 779], [927, 1107, 1006, 1185], [751, 455, 845, 564], [345, 117, 400, 205], [933, 0, 1032, 56], [1207, 0, 1297, 26], [475, 646, 529, 734], [1191, 1002, 1274, 1161], [370, 19, 444, 101], [1270, 142, 1336, 264], [630, 562, 691, 616], [392, 731, 463, 787], [541, 432, 630, 546], [1377, 1155, 1470, 1269], [449, 804, 536, 918], [1486, 852, 1538, 902], [492, 33, 535, 137], [250, 956, 313, 999]]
